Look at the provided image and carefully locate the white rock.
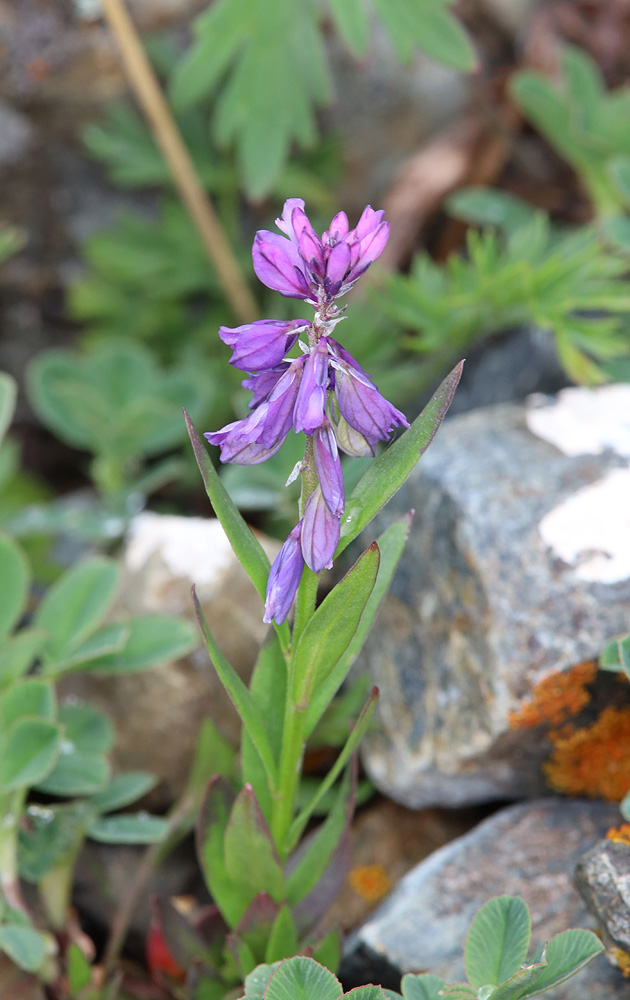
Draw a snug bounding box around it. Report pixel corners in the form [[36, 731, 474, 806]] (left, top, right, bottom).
[[539, 468, 630, 584], [526, 384, 630, 459]]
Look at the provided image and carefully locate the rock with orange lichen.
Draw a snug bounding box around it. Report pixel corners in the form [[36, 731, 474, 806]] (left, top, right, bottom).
[[357, 401, 630, 808], [344, 798, 623, 998], [575, 837, 630, 975], [544, 707, 630, 801]]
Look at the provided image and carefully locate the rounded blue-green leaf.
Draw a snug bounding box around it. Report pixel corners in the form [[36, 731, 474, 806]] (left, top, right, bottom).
[[264, 957, 342, 1000], [0, 372, 17, 445], [0, 679, 55, 728], [465, 896, 531, 990], [0, 534, 29, 638], [0, 717, 62, 790], [88, 812, 168, 844], [84, 614, 197, 674], [0, 924, 48, 972], [34, 556, 120, 658]]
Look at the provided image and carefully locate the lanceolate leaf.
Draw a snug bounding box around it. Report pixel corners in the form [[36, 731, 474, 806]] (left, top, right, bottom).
[[288, 688, 378, 848], [196, 777, 243, 927], [465, 896, 531, 990], [185, 412, 289, 651], [286, 767, 353, 906], [304, 513, 412, 739], [193, 589, 278, 793], [224, 785, 286, 907], [338, 362, 462, 555], [242, 635, 287, 824], [292, 543, 380, 706]]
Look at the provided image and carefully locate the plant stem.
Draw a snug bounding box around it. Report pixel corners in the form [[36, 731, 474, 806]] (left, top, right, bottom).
[[100, 0, 258, 325]]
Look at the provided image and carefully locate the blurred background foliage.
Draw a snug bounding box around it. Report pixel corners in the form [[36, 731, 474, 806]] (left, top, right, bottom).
[[3, 0, 630, 558]]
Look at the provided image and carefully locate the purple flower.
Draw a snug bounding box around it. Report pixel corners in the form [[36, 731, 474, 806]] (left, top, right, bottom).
[[264, 523, 304, 624], [293, 337, 329, 434], [206, 357, 305, 464], [301, 486, 340, 574], [219, 319, 308, 371], [253, 199, 389, 305], [313, 420, 344, 516], [329, 340, 409, 454]]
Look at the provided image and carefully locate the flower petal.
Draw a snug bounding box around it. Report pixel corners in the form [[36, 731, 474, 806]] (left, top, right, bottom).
[[253, 232, 311, 299], [301, 486, 340, 573], [293, 337, 329, 434], [313, 421, 344, 515], [264, 522, 304, 624]]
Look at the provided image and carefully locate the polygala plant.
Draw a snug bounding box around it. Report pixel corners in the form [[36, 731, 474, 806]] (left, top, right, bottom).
[[174, 199, 463, 994]]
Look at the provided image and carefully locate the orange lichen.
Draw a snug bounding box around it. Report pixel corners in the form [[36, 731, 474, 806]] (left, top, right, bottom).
[[347, 865, 393, 902], [606, 823, 630, 846], [544, 707, 630, 800], [612, 948, 630, 977], [508, 661, 597, 731]]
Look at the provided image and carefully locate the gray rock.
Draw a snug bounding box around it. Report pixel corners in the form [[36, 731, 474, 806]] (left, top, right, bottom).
[[343, 799, 625, 998], [0, 102, 35, 168], [356, 397, 630, 808], [576, 839, 630, 956]]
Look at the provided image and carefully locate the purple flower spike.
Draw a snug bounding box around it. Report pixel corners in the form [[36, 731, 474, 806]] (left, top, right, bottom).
[[293, 338, 329, 434], [220, 319, 308, 372], [264, 523, 304, 624], [301, 486, 341, 573], [313, 420, 344, 516], [205, 405, 284, 465], [242, 365, 289, 409]]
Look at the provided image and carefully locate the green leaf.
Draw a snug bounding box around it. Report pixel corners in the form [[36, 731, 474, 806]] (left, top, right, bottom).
[[604, 215, 630, 253], [609, 155, 630, 206], [242, 635, 287, 825], [186, 718, 237, 803], [265, 906, 299, 964], [34, 557, 119, 659], [0, 924, 47, 973], [338, 363, 462, 555], [288, 688, 378, 848], [520, 929, 604, 997], [151, 895, 216, 970], [193, 589, 278, 794], [401, 973, 447, 1000], [57, 701, 114, 755], [264, 956, 342, 1000], [0, 373, 17, 446], [447, 188, 536, 234], [1, 679, 55, 728], [89, 771, 158, 814], [18, 802, 90, 882], [305, 513, 412, 739], [83, 614, 196, 674], [0, 534, 29, 638], [224, 785, 286, 906], [0, 630, 46, 685], [0, 717, 61, 790], [36, 751, 110, 797], [292, 543, 380, 706], [465, 896, 531, 990], [287, 769, 351, 906], [487, 946, 547, 1000], [42, 622, 130, 677], [185, 413, 291, 647], [87, 812, 168, 844], [600, 634, 630, 679], [243, 962, 279, 1000], [327, 0, 370, 56], [311, 928, 341, 973], [345, 989, 387, 1000], [372, 0, 476, 70], [196, 777, 245, 927], [67, 941, 92, 994]]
